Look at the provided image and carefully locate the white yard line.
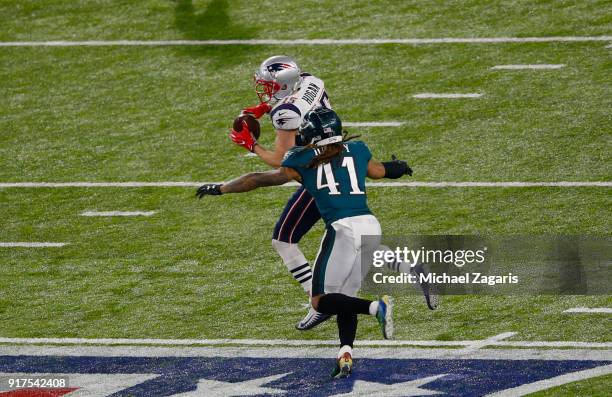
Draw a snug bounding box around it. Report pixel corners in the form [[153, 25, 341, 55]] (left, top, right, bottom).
[[0, 37, 611, 47], [0, 182, 199, 188], [1, 181, 610, 188], [0, 345, 610, 361], [343, 121, 404, 127], [413, 93, 483, 98], [484, 364, 612, 397], [1, 336, 610, 349], [495, 341, 612, 348], [0, 242, 67, 247], [370, 181, 612, 187], [80, 211, 156, 217], [491, 64, 566, 70], [564, 307, 612, 314], [0, 337, 463, 347]]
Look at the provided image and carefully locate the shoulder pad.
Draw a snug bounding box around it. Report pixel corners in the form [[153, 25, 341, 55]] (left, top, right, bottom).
[[281, 146, 312, 168], [269, 76, 326, 131], [270, 103, 302, 130], [345, 140, 372, 160]]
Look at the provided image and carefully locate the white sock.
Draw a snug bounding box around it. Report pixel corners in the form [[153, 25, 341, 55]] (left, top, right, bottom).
[[385, 258, 414, 273], [369, 301, 379, 316], [338, 344, 352, 358], [272, 239, 312, 293], [301, 277, 312, 293]]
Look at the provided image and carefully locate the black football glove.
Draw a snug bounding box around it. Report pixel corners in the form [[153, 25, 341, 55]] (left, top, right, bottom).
[[196, 183, 223, 198], [382, 154, 413, 179]]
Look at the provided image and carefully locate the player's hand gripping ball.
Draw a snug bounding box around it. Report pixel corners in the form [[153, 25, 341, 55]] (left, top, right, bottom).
[[232, 114, 261, 140]]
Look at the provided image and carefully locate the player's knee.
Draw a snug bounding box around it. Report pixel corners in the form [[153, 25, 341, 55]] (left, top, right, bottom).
[[271, 238, 286, 252], [271, 239, 307, 267]]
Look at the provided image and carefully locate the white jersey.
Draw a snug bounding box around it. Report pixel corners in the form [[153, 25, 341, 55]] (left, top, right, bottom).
[[269, 73, 332, 131]]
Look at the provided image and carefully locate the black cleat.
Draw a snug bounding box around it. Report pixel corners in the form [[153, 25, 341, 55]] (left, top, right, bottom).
[[295, 307, 332, 331]]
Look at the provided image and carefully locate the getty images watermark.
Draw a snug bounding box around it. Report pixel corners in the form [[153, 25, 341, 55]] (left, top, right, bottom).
[[361, 236, 610, 295], [371, 245, 519, 286]]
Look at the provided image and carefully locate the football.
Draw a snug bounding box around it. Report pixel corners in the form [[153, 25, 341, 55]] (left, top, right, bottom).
[[233, 114, 261, 139]]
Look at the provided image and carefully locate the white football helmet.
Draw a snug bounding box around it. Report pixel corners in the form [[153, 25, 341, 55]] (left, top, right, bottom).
[[254, 55, 302, 104]]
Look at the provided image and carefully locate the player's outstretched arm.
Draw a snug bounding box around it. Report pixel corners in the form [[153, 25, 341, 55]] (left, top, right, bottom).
[[368, 155, 413, 180], [367, 159, 386, 180], [252, 130, 297, 168], [196, 167, 300, 197]]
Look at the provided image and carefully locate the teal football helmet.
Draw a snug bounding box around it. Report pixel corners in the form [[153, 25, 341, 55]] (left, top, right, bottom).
[[298, 108, 343, 146]]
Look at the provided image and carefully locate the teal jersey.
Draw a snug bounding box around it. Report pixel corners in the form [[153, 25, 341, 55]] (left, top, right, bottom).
[[281, 140, 372, 225]]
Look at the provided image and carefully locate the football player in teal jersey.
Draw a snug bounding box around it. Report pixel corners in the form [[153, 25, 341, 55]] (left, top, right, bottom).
[[197, 108, 413, 378]]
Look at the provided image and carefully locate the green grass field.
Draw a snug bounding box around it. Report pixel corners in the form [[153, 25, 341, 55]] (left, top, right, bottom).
[[0, 1, 611, 395]]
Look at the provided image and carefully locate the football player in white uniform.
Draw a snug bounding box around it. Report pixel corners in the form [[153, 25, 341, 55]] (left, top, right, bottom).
[[229, 56, 333, 330], [227, 56, 438, 331]]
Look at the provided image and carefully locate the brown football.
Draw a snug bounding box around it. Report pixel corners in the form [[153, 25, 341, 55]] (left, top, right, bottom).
[[233, 114, 261, 140]]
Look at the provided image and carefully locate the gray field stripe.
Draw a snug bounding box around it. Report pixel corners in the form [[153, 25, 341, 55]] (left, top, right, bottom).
[[484, 364, 612, 397], [343, 121, 404, 127], [491, 64, 566, 70], [564, 307, 612, 314], [0, 346, 610, 361], [0, 242, 67, 247], [495, 341, 612, 348], [0, 336, 610, 349], [80, 210, 157, 217], [413, 93, 483, 98], [0, 337, 470, 347], [1, 181, 610, 188], [1, 37, 611, 47]]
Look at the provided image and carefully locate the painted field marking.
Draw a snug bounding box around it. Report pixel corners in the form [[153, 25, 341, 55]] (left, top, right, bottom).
[[491, 64, 566, 70], [0, 345, 610, 361], [484, 364, 612, 397], [0, 345, 609, 397], [460, 332, 517, 353], [343, 121, 404, 127], [413, 93, 483, 98], [0, 37, 611, 47], [80, 211, 156, 217], [564, 307, 612, 314], [0, 242, 67, 248], [1, 336, 610, 349], [1, 181, 610, 188]]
